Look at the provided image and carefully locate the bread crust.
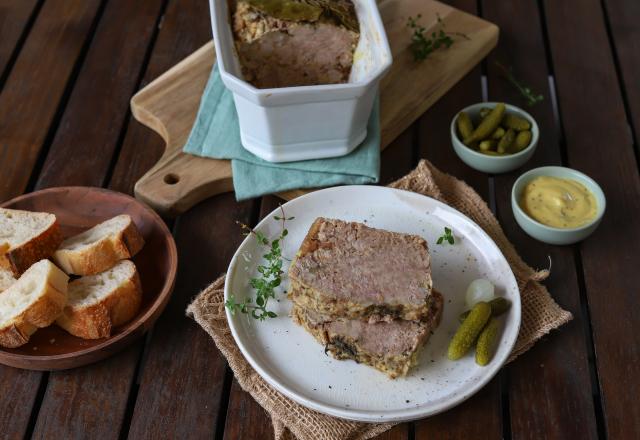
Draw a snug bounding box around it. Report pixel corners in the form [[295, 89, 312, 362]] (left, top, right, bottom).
[[0, 263, 68, 348], [56, 265, 142, 339], [0, 221, 63, 276], [53, 217, 145, 276]]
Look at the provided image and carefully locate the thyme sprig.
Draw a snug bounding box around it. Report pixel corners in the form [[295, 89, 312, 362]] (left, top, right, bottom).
[[407, 14, 470, 62], [436, 227, 455, 245], [225, 207, 294, 321], [495, 62, 544, 107]]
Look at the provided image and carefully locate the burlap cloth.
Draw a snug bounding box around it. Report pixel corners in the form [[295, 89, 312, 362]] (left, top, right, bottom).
[[186, 160, 572, 440]]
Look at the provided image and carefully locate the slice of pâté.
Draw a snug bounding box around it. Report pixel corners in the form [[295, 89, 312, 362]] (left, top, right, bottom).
[[288, 218, 433, 322], [291, 291, 443, 378]]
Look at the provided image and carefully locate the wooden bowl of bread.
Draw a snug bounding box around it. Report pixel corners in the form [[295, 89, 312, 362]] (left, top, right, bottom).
[[0, 186, 177, 370]]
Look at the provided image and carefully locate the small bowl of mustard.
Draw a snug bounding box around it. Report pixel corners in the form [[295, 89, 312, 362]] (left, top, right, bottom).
[[511, 166, 606, 245]]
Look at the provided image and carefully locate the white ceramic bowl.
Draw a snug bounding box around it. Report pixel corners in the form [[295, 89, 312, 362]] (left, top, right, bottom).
[[511, 166, 606, 245], [451, 103, 539, 174], [209, 0, 392, 163]]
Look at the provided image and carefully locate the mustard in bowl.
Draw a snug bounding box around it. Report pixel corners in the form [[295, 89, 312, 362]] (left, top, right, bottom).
[[511, 167, 606, 245]]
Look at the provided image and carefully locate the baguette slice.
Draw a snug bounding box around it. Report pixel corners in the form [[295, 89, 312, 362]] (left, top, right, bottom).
[[56, 260, 142, 339], [0, 208, 63, 276], [0, 260, 69, 348], [53, 215, 145, 276], [0, 268, 17, 292]]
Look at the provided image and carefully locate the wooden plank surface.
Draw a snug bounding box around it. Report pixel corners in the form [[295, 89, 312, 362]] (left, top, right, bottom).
[[543, 0, 640, 438], [602, 0, 640, 150], [0, 0, 39, 83], [482, 0, 599, 437], [0, 0, 102, 201], [35, 0, 165, 190]]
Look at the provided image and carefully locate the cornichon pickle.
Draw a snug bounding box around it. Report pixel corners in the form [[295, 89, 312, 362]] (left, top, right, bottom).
[[459, 297, 512, 322], [479, 107, 492, 119], [479, 140, 496, 151], [464, 103, 506, 144], [514, 130, 532, 151], [448, 302, 492, 360], [491, 127, 506, 139], [475, 317, 500, 366], [457, 112, 474, 142], [503, 114, 531, 131], [497, 128, 515, 153]]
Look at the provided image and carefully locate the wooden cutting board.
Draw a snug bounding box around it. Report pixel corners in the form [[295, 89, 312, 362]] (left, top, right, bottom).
[[131, 0, 498, 216]]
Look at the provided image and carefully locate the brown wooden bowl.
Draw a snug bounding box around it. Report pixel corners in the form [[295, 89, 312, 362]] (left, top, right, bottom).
[[0, 187, 177, 370]]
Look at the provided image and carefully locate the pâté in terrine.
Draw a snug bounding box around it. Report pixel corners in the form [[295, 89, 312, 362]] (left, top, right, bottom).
[[230, 0, 360, 88]]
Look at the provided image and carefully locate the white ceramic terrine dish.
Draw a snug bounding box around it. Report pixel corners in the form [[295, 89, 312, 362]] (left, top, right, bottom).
[[209, 0, 392, 163]]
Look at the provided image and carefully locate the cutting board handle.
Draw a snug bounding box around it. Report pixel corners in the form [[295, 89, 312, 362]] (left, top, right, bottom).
[[131, 43, 235, 216]]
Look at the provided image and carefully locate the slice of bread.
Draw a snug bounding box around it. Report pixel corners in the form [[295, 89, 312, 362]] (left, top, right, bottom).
[[53, 215, 145, 276], [56, 260, 142, 339], [0, 268, 16, 292], [0, 259, 68, 348], [0, 208, 63, 276]]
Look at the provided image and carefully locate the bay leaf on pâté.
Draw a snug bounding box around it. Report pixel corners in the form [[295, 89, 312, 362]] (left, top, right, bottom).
[[305, 0, 359, 32], [246, 0, 323, 22]]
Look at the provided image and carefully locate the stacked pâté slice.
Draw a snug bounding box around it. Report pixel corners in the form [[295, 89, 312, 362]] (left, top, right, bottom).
[[288, 218, 443, 378], [0, 209, 144, 348]]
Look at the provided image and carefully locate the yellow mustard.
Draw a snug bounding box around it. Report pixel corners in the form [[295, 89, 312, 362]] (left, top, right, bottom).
[[520, 176, 597, 228]]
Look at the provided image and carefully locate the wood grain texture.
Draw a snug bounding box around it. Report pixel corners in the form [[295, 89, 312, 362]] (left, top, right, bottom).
[[223, 379, 274, 440], [482, 0, 599, 438], [129, 0, 499, 216], [31, 345, 140, 440], [127, 194, 256, 439], [415, 378, 502, 439], [0, 0, 39, 80], [0, 368, 43, 440], [35, 0, 165, 189], [602, 0, 640, 147], [109, 0, 214, 197], [543, 0, 640, 438], [0, 0, 102, 202]]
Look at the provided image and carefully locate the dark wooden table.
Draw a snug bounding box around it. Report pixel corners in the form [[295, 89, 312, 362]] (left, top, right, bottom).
[[1, 0, 639, 438]]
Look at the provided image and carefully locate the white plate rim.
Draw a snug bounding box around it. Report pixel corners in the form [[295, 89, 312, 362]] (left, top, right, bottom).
[[224, 185, 521, 422]]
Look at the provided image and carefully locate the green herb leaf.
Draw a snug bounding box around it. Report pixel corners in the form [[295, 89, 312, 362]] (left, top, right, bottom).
[[225, 205, 292, 321], [495, 62, 544, 107], [437, 226, 455, 245], [407, 14, 469, 63]]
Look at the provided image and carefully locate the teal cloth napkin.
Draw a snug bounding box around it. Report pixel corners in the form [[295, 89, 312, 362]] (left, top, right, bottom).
[[183, 66, 380, 200]]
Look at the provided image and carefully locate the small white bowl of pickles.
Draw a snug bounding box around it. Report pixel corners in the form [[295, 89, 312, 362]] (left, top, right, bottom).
[[511, 166, 606, 245], [451, 102, 538, 173]]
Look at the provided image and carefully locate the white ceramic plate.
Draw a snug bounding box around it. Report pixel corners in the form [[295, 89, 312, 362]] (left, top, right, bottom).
[[225, 186, 520, 422]]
